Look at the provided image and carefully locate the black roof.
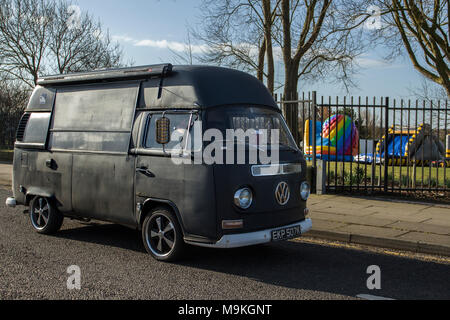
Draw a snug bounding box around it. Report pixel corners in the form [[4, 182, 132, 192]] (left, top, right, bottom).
[[37, 64, 278, 110]]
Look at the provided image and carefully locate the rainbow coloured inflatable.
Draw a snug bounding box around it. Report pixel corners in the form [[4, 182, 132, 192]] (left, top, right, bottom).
[[304, 114, 359, 162]]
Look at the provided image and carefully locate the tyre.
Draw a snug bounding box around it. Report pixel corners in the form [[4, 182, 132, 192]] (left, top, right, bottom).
[[142, 207, 185, 262], [30, 196, 64, 234]]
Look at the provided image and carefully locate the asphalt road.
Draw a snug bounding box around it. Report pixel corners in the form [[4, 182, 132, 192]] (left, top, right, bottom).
[[1, 188, 449, 300]]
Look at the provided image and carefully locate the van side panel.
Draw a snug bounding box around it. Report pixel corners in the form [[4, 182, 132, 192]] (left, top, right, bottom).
[[34, 151, 73, 212], [182, 163, 217, 240], [135, 156, 184, 222], [72, 154, 135, 226], [12, 149, 73, 212], [135, 156, 217, 240]]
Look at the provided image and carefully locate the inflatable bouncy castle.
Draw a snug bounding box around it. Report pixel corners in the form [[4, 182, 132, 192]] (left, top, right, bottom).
[[375, 124, 445, 166], [304, 114, 359, 162]]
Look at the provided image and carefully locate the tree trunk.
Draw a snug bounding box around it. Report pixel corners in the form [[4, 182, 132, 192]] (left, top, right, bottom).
[[257, 38, 266, 83], [262, 0, 274, 95], [266, 40, 275, 95], [33, 72, 39, 86], [283, 63, 300, 143], [280, 0, 297, 141]]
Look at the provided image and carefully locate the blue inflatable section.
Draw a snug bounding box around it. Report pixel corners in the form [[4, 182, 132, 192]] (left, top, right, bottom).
[[356, 135, 413, 164], [312, 154, 355, 162], [308, 121, 323, 146], [382, 135, 412, 157]]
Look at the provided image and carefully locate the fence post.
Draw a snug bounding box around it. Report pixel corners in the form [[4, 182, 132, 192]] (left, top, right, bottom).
[[384, 97, 390, 192], [312, 91, 317, 171], [316, 159, 327, 194]]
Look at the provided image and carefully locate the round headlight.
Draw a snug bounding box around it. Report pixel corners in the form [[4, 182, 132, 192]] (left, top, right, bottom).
[[234, 188, 253, 209], [300, 182, 310, 201]]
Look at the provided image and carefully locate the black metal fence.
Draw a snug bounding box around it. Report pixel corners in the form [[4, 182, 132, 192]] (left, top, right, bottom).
[[277, 92, 449, 201]]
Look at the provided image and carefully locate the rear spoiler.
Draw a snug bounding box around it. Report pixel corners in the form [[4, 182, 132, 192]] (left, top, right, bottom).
[[37, 64, 173, 86]]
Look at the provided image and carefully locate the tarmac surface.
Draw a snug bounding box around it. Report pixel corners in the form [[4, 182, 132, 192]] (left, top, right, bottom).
[[1, 188, 449, 300]]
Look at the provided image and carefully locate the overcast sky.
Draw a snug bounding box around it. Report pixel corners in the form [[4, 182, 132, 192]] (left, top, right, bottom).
[[75, 0, 427, 100]]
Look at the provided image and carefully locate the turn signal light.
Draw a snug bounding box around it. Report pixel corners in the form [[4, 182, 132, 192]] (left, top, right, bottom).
[[304, 208, 310, 217], [222, 220, 244, 230]]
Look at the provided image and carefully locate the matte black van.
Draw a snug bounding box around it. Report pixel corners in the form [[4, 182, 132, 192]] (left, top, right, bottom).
[[6, 64, 312, 261]]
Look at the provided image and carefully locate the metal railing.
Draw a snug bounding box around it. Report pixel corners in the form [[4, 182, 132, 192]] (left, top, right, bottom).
[[277, 92, 449, 201]]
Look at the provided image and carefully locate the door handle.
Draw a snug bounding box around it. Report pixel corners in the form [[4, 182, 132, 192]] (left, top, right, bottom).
[[136, 167, 154, 177], [46, 159, 57, 170]]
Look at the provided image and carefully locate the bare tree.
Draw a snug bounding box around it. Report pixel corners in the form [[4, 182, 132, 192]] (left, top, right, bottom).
[[409, 78, 448, 102], [0, 0, 125, 88], [366, 0, 449, 97], [277, 0, 367, 141], [0, 0, 51, 86], [169, 30, 198, 65], [193, 0, 280, 94], [261, 0, 278, 93], [0, 73, 30, 148], [47, 1, 123, 74], [194, 1, 369, 140], [392, 0, 448, 96]]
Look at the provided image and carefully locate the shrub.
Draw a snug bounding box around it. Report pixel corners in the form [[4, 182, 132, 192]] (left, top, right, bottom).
[[424, 178, 438, 187], [400, 175, 409, 187]]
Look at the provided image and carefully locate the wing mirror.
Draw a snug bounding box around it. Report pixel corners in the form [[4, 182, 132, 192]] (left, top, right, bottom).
[[156, 117, 170, 145]]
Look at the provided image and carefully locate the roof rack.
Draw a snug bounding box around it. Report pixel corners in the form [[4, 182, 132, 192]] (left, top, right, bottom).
[[37, 64, 173, 86]]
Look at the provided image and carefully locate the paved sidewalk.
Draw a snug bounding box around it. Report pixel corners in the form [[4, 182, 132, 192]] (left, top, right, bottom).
[[308, 194, 450, 256], [1, 162, 449, 256]]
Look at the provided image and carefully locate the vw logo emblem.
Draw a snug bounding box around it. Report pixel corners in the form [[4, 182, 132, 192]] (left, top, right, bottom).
[[275, 182, 290, 206]]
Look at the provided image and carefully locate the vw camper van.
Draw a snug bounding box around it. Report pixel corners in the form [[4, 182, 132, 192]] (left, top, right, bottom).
[[6, 64, 312, 261]]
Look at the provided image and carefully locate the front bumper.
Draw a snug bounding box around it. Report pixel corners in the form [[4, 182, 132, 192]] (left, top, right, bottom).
[[186, 218, 312, 249], [6, 197, 16, 208]]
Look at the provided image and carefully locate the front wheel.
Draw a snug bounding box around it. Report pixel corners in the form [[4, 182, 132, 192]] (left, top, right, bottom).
[[142, 207, 184, 262], [30, 196, 64, 234]]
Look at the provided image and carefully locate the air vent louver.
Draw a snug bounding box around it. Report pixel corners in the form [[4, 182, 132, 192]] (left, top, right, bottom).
[[16, 113, 31, 142]]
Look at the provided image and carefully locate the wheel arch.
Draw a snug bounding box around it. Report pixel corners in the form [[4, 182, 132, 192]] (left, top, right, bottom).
[[25, 188, 54, 206], [138, 198, 185, 236]]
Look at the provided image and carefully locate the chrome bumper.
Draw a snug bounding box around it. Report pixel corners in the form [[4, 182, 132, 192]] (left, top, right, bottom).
[[5, 197, 16, 208], [187, 218, 312, 249]]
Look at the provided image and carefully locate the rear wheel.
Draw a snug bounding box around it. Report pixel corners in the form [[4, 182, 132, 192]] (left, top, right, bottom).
[[142, 207, 184, 262], [30, 196, 64, 234]]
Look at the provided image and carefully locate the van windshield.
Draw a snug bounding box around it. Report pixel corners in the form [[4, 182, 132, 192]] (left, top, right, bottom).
[[205, 106, 298, 151]]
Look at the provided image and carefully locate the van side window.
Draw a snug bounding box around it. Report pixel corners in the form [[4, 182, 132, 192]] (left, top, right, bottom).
[[49, 82, 139, 153], [21, 112, 52, 145], [145, 113, 191, 150]]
